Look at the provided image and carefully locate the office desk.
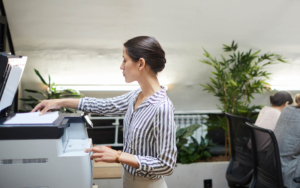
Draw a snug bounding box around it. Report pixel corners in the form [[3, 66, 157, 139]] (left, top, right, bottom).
[[94, 161, 122, 178]]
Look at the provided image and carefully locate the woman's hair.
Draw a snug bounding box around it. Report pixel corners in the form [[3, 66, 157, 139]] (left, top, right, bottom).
[[295, 94, 300, 107], [270, 91, 293, 106], [124, 36, 166, 74]]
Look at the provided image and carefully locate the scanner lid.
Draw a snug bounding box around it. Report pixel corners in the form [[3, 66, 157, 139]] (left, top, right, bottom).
[[0, 53, 27, 116]]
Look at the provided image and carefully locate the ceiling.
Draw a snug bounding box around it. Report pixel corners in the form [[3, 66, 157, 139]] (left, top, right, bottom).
[[3, 0, 300, 111]]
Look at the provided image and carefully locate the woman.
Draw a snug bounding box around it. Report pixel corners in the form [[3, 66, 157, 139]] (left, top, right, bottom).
[[274, 94, 300, 188], [255, 91, 293, 131], [248, 91, 293, 151], [32, 36, 177, 188]]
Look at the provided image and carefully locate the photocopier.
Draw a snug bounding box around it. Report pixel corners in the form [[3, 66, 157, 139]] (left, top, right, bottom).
[[0, 53, 94, 188]]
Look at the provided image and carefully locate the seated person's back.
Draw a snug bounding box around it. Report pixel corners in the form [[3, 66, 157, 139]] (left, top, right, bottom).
[[249, 91, 293, 151], [274, 94, 300, 188]]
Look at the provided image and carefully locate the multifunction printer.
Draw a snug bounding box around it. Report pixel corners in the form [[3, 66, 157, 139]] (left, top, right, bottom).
[[0, 53, 94, 188]]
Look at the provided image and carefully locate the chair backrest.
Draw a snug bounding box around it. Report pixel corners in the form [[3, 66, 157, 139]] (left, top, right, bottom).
[[246, 122, 284, 188], [225, 113, 253, 185], [226, 113, 253, 167]]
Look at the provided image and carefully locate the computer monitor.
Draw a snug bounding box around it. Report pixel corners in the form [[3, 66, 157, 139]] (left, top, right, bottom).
[[0, 53, 27, 117]]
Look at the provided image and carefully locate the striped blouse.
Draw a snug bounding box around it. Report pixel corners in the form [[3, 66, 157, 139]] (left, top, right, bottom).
[[78, 86, 177, 179]]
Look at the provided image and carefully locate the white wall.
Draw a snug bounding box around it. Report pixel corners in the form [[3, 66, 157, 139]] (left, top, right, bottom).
[[3, 0, 300, 111]]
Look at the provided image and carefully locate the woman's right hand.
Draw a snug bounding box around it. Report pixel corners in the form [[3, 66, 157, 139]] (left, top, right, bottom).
[[31, 99, 62, 116]]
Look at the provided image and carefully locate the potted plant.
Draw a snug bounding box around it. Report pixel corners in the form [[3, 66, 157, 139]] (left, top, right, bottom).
[[199, 41, 287, 156], [20, 69, 82, 113]]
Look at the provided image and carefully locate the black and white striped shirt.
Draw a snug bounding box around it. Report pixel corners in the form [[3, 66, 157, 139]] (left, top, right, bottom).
[[78, 86, 177, 179]]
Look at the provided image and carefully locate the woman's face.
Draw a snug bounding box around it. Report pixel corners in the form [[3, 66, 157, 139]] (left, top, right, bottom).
[[120, 47, 141, 83]]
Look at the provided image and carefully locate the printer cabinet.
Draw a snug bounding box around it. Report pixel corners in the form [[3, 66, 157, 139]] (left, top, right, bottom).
[[0, 114, 94, 188]]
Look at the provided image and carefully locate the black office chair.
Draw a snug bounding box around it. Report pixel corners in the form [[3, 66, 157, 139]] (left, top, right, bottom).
[[225, 113, 253, 187], [245, 122, 283, 187], [245, 122, 300, 188]]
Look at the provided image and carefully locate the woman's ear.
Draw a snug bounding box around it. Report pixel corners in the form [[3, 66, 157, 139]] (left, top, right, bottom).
[[138, 58, 146, 71]]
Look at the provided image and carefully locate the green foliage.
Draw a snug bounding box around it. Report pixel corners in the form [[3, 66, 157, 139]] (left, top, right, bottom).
[[19, 69, 82, 113], [176, 124, 215, 164], [177, 135, 215, 164], [200, 41, 287, 129], [203, 115, 228, 133], [197, 136, 215, 160], [176, 124, 201, 150]]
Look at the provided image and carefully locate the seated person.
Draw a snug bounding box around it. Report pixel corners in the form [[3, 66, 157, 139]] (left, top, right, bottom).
[[274, 94, 300, 188], [248, 91, 293, 151], [256, 91, 293, 130]]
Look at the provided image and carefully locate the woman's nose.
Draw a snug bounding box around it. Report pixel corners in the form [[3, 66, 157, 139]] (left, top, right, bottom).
[[120, 63, 124, 70]]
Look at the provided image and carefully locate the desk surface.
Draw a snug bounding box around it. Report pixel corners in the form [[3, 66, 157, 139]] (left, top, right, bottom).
[[94, 161, 122, 179], [94, 161, 122, 167]]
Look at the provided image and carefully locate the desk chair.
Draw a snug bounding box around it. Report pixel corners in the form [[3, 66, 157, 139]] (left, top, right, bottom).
[[245, 122, 300, 188], [225, 113, 253, 187]]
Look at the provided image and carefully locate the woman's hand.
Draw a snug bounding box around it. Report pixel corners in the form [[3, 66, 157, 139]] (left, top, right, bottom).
[[31, 99, 62, 115], [86, 146, 139, 168], [85, 146, 118, 163]]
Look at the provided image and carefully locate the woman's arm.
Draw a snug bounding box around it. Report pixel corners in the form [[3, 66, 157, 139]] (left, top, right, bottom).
[[32, 90, 137, 116], [32, 99, 80, 115], [77, 90, 136, 116]]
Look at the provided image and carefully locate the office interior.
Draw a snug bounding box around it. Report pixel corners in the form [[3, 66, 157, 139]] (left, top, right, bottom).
[[0, 0, 300, 188]]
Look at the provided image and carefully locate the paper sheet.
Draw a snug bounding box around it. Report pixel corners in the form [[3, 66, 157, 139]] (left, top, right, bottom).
[[4, 111, 59, 124]]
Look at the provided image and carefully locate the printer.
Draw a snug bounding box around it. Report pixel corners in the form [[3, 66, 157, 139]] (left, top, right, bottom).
[[0, 53, 94, 188]]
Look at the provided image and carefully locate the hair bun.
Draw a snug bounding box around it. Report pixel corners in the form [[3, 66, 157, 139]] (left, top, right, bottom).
[[269, 91, 293, 106], [270, 96, 277, 105], [124, 36, 166, 74]]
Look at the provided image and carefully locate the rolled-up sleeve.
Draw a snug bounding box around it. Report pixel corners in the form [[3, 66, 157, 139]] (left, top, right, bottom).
[[135, 102, 177, 177], [78, 90, 136, 116]]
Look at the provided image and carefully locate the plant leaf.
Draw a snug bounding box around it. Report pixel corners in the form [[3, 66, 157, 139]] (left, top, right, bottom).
[[24, 89, 47, 98], [34, 69, 48, 86], [48, 75, 51, 88]]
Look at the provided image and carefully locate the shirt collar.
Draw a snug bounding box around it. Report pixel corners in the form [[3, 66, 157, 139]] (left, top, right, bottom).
[[148, 86, 167, 105], [133, 86, 167, 110]]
